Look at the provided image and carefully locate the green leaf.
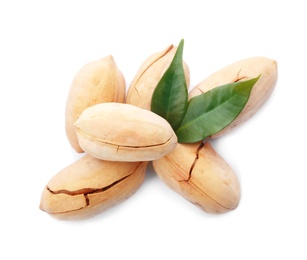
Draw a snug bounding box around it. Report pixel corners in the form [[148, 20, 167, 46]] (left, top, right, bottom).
[[151, 39, 188, 131], [175, 76, 260, 143]]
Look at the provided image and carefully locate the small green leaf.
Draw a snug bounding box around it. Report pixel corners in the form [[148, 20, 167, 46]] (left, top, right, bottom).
[[151, 39, 188, 131], [175, 76, 260, 143]]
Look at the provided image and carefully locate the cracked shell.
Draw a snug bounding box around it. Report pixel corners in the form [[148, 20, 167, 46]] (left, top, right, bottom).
[[65, 55, 126, 153], [126, 44, 190, 110], [74, 103, 178, 162], [189, 56, 278, 138], [39, 155, 147, 220], [152, 142, 240, 214]]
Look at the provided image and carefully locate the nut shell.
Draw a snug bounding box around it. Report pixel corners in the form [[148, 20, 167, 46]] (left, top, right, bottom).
[[65, 55, 126, 152], [74, 103, 177, 162], [126, 44, 190, 109], [39, 155, 147, 220], [153, 142, 240, 214]]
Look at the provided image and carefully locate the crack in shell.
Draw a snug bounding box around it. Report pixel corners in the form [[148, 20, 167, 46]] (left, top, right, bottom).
[[75, 127, 175, 149], [186, 141, 205, 181], [46, 174, 132, 214], [131, 45, 174, 90]]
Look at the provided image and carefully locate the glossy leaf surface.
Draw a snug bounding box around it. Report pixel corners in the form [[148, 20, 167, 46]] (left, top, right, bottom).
[[176, 76, 260, 143], [151, 39, 188, 131]]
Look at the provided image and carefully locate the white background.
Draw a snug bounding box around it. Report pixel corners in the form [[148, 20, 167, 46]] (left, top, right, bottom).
[[1, 0, 306, 259]]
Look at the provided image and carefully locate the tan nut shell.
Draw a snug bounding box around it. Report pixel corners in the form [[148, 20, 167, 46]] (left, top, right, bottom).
[[153, 142, 240, 214], [126, 44, 190, 109], [65, 55, 126, 153], [40, 155, 147, 220], [188, 56, 278, 138], [74, 103, 178, 162]]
